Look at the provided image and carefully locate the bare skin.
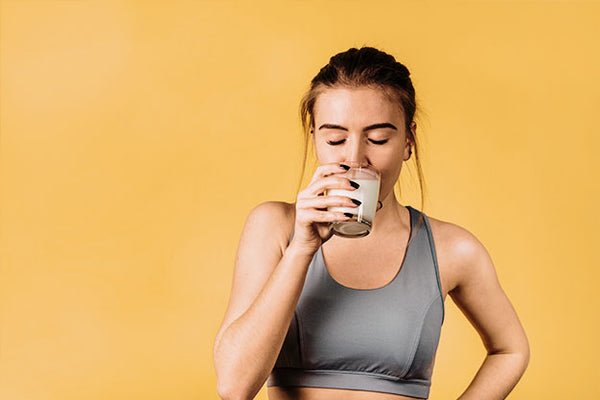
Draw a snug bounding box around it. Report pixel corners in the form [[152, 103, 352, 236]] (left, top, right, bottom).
[[213, 86, 529, 400]]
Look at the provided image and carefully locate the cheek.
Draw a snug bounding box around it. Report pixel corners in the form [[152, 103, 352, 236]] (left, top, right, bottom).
[[377, 151, 403, 173], [377, 158, 404, 188], [314, 142, 335, 162]]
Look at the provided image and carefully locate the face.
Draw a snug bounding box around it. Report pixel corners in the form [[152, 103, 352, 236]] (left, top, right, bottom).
[[311, 86, 415, 201]]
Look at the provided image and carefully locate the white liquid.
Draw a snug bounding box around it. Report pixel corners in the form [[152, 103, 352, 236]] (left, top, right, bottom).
[[327, 177, 380, 224]]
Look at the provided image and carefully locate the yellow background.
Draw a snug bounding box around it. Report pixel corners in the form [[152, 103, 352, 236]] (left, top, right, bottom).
[[1, 1, 599, 399]]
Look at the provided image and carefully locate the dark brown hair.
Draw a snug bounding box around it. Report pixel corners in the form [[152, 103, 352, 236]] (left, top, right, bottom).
[[296, 46, 427, 231]]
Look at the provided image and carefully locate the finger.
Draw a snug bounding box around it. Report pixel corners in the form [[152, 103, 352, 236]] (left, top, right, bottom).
[[302, 195, 360, 211], [297, 208, 351, 224], [308, 162, 350, 185], [304, 175, 359, 197]]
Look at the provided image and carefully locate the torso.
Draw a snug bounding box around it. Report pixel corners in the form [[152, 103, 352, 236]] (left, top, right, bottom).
[[268, 202, 460, 400]]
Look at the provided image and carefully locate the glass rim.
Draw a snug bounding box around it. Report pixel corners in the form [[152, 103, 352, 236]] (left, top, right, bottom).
[[340, 162, 380, 177]]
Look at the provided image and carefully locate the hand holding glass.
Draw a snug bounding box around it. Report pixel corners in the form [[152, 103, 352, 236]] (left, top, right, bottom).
[[325, 162, 381, 238]]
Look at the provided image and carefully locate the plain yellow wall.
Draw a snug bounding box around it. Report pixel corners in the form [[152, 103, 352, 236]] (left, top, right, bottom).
[[1, 1, 599, 399]]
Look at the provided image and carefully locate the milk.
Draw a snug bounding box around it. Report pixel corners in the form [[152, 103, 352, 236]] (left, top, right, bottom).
[[327, 175, 381, 237]]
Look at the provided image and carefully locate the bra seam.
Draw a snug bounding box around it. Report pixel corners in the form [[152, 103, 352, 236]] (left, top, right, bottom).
[[422, 212, 445, 324], [295, 309, 305, 366], [399, 294, 440, 377]]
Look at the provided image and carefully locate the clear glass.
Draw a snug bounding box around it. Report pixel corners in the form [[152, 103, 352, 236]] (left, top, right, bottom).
[[325, 162, 381, 238]]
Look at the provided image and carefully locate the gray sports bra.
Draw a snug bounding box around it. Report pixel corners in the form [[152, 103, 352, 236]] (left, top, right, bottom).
[[266, 206, 445, 399]]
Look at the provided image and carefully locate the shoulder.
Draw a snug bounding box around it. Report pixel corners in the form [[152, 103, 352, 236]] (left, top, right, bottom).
[[425, 213, 495, 295], [244, 200, 296, 254], [247, 200, 294, 221], [426, 214, 486, 262]]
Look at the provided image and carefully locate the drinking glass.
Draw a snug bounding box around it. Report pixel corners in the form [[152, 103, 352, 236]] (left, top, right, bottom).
[[326, 162, 381, 238]]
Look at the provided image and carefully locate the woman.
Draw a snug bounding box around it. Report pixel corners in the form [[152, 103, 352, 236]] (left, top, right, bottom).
[[213, 47, 529, 400]]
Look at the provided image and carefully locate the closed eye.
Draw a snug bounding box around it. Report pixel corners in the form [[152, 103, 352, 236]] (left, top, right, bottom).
[[327, 139, 389, 145], [370, 139, 388, 145]]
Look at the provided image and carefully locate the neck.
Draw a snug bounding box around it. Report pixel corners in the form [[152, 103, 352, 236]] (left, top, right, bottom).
[[370, 192, 410, 235]]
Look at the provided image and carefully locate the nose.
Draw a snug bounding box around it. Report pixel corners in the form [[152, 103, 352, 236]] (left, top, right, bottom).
[[345, 137, 370, 167]]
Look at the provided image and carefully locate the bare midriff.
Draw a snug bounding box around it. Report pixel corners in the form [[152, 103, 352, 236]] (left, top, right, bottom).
[[268, 386, 418, 400]]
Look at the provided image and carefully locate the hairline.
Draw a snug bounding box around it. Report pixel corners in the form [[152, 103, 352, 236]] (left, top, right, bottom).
[[309, 83, 409, 130]]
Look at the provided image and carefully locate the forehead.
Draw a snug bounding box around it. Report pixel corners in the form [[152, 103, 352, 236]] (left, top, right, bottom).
[[313, 86, 404, 126]]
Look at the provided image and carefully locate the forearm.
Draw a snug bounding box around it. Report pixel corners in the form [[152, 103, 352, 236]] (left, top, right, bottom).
[[457, 351, 529, 400], [214, 243, 315, 400]]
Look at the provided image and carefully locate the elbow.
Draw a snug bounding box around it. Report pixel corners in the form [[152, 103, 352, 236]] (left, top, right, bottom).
[[511, 345, 530, 376], [215, 380, 229, 400], [521, 339, 531, 371], [213, 337, 264, 400], [494, 328, 531, 371], [516, 329, 531, 372], [216, 381, 239, 400], [507, 341, 532, 374], [215, 361, 255, 400], [216, 376, 251, 400], [214, 339, 244, 399], [486, 339, 530, 375], [216, 368, 264, 400], [214, 361, 244, 400], [513, 344, 530, 382]]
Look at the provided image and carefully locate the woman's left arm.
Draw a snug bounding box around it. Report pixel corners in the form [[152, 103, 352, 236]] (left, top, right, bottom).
[[448, 229, 530, 400]]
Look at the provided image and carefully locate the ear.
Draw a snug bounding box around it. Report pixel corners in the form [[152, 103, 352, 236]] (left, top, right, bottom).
[[404, 121, 416, 160], [408, 121, 416, 144], [310, 126, 319, 159]]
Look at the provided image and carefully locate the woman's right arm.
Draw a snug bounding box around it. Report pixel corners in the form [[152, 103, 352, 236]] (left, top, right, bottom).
[[213, 163, 357, 400], [213, 202, 316, 400]]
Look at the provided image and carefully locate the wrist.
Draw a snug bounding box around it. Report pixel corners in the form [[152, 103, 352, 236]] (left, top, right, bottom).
[[287, 239, 319, 258]]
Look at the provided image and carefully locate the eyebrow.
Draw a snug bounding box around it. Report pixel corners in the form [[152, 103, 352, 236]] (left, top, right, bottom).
[[318, 123, 397, 132]]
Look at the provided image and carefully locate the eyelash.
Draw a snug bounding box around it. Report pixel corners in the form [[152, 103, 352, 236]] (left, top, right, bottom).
[[327, 139, 389, 146]]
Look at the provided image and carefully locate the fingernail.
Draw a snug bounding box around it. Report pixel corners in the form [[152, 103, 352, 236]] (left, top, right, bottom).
[[349, 180, 360, 189], [344, 212, 354, 218], [350, 198, 362, 206], [339, 163, 350, 170]]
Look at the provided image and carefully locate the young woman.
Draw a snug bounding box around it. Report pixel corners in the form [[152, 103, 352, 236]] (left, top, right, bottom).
[[213, 47, 529, 400]]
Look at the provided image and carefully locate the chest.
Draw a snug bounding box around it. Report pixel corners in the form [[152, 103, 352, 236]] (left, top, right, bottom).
[[322, 233, 454, 298], [321, 240, 409, 290], [288, 240, 445, 380]]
